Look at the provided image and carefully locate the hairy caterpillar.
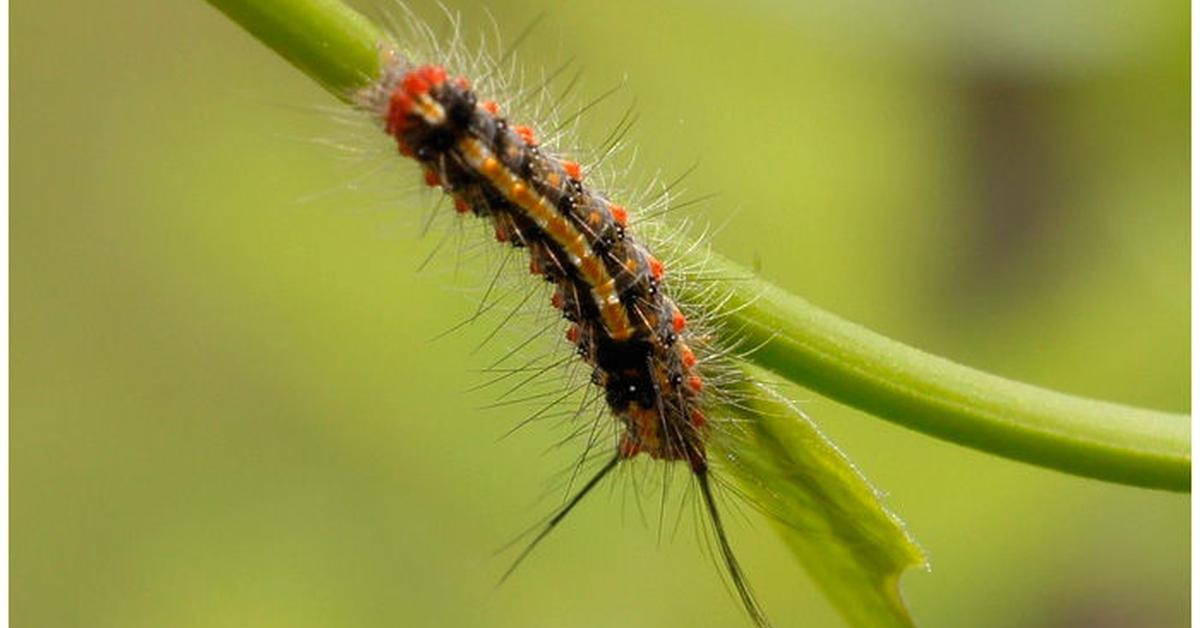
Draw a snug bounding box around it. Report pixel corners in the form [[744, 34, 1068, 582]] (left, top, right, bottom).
[[346, 9, 776, 627]]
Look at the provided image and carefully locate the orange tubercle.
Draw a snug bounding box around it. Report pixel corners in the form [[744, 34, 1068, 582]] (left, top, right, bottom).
[[402, 72, 430, 96], [386, 91, 413, 135], [453, 197, 470, 214], [513, 125, 538, 145], [687, 375, 704, 393], [566, 325, 580, 344], [648, 255, 664, 280], [423, 169, 441, 187], [672, 310, 687, 333], [481, 100, 500, 115], [401, 65, 446, 98], [419, 65, 446, 86], [680, 344, 697, 369], [609, 204, 628, 227], [562, 160, 582, 180]]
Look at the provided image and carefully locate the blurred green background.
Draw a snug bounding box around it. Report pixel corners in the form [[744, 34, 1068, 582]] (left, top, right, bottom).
[[12, 0, 1189, 626]]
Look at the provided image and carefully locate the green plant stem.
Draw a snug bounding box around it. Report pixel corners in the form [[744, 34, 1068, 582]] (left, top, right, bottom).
[[204, 0, 1191, 492], [699, 264, 1189, 491], [207, 0, 384, 97]]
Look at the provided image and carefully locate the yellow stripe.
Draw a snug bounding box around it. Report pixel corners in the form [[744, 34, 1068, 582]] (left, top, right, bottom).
[[457, 136, 633, 340], [414, 94, 445, 125]]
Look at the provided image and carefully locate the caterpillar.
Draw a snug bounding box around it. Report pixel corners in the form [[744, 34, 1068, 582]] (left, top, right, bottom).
[[352, 17, 772, 628]]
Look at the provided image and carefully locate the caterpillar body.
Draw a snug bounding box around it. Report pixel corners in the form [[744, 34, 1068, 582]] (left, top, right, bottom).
[[355, 39, 771, 628]]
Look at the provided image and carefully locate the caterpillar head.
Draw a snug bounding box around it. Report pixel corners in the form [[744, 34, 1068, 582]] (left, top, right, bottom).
[[385, 64, 476, 160]]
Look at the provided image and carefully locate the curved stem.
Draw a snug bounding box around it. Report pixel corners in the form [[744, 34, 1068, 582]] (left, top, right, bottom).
[[203, 0, 1191, 492], [207, 0, 383, 98], [694, 256, 1189, 491]]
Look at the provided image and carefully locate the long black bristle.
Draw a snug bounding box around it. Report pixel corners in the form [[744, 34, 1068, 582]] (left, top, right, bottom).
[[500, 454, 621, 583], [697, 468, 773, 628]]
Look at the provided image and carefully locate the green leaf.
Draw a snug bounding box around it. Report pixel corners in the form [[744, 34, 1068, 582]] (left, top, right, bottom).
[[715, 368, 925, 628]]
